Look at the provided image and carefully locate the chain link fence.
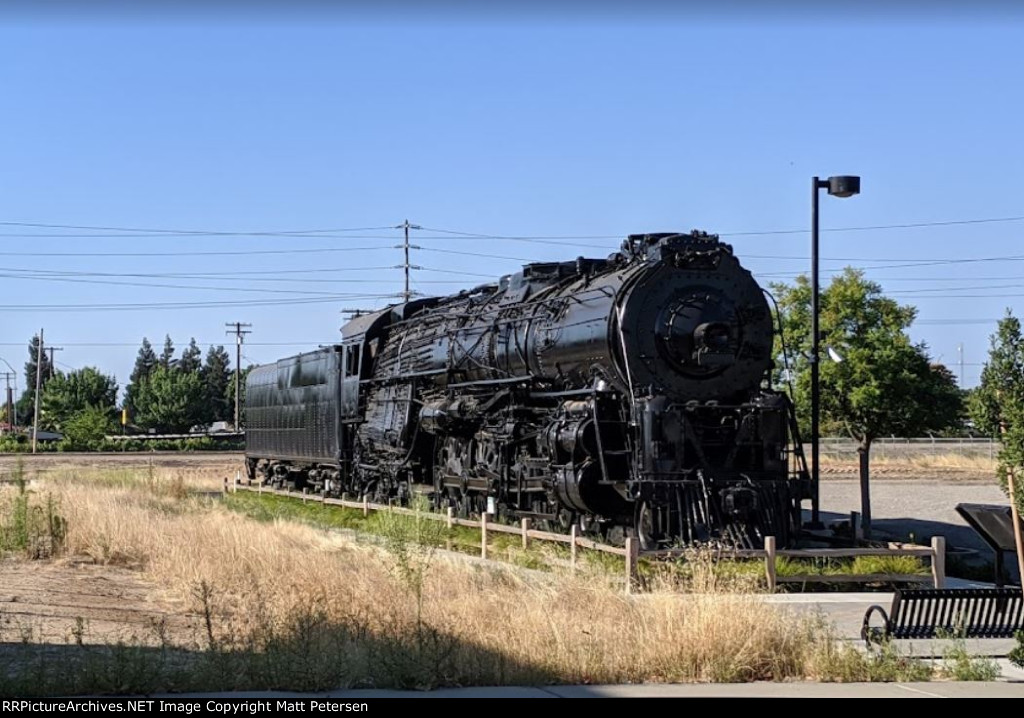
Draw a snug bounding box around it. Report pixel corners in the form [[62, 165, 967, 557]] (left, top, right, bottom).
[[819, 437, 999, 462]]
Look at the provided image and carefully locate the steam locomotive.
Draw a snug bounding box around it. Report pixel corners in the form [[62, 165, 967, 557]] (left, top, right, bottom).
[[244, 231, 810, 547]]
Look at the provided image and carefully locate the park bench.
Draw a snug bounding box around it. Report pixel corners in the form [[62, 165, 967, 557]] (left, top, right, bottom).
[[862, 588, 1024, 645]]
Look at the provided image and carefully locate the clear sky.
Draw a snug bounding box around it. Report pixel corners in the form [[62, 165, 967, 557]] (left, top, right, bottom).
[[1, 6, 1022, 397]]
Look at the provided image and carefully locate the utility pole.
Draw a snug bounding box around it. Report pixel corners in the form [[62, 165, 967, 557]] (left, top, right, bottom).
[[958, 343, 964, 389], [32, 328, 44, 453], [225, 322, 252, 430], [396, 219, 422, 303], [1, 372, 14, 431], [47, 346, 64, 378]]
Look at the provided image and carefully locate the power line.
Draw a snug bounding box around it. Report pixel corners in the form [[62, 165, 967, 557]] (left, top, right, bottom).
[[0, 294, 403, 312], [0, 246, 395, 258], [0, 220, 397, 236], [0, 272, 382, 296], [0, 342, 338, 348], [418, 246, 541, 262], [4, 211, 1022, 247]]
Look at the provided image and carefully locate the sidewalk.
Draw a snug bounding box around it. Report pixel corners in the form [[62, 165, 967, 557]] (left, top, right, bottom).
[[189, 681, 1024, 698]]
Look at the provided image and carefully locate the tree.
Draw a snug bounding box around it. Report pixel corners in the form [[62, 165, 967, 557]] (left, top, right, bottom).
[[40, 367, 118, 431], [133, 366, 205, 433], [179, 338, 203, 374], [16, 333, 52, 419], [969, 311, 1024, 513], [202, 345, 232, 424], [773, 268, 963, 537], [159, 335, 175, 369], [124, 337, 158, 415], [61, 405, 116, 450]]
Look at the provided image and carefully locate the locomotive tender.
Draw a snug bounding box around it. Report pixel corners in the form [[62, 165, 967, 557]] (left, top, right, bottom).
[[245, 231, 810, 547]]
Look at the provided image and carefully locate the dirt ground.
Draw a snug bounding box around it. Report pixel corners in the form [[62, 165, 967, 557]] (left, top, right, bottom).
[[0, 559, 200, 648], [0, 452, 243, 475], [0, 451, 997, 481]]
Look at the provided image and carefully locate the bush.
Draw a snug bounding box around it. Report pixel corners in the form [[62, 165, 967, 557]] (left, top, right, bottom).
[[60, 406, 116, 451], [1011, 631, 1024, 669], [0, 434, 29, 452]]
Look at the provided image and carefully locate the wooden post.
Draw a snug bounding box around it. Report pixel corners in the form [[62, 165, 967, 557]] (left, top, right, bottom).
[[521, 518, 530, 549], [446, 506, 454, 529], [481, 512, 489, 560], [570, 524, 578, 572], [764, 535, 777, 593], [363, 495, 369, 517], [222, 476, 228, 495], [931, 535, 946, 589], [625, 537, 639, 595], [302, 487, 308, 504], [998, 410, 1024, 600], [1008, 467, 1024, 601]]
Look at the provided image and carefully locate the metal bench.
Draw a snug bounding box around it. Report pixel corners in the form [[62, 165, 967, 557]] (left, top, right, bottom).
[[862, 587, 1024, 645]]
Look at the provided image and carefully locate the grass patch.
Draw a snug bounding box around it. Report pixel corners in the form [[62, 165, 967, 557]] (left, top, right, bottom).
[[227, 491, 929, 593]]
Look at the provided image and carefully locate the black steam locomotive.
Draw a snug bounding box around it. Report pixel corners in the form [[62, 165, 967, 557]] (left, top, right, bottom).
[[245, 231, 810, 547]]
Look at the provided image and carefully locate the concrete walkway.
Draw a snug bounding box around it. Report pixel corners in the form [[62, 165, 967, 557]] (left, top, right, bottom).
[[759, 590, 1022, 658], [185, 681, 1024, 698]]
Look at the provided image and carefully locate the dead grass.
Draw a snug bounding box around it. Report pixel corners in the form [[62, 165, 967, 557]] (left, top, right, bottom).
[[820, 452, 997, 474], [0, 467, 983, 694]]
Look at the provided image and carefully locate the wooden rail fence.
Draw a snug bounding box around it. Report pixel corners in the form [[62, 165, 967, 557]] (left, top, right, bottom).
[[227, 479, 945, 594]]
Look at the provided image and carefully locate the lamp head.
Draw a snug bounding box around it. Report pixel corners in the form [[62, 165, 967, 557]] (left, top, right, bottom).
[[827, 175, 861, 198]]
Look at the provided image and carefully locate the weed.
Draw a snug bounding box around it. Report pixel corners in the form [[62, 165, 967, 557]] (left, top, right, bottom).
[[811, 636, 933, 682], [936, 632, 1000, 681]]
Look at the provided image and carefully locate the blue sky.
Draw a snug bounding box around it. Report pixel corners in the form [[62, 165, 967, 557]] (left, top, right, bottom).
[[1, 9, 1022, 396]]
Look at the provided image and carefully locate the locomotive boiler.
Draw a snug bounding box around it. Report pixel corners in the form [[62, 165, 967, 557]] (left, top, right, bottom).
[[245, 231, 810, 547]]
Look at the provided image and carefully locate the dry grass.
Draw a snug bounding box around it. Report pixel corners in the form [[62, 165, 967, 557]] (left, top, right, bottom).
[[1, 466, 982, 694], [820, 452, 997, 474]]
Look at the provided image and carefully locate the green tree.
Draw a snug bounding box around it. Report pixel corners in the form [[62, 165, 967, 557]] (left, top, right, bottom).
[[16, 334, 53, 419], [124, 337, 158, 415], [202, 345, 232, 424], [133, 366, 205, 433], [159, 335, 175, 369], [40, 367, 118, 431], [773, 268, 963, 536], [179, 338, 203, 374], [969, 311, 1024, 512]]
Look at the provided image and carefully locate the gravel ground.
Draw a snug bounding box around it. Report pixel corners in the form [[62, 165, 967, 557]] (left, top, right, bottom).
[[817, 478, 1010, 555]]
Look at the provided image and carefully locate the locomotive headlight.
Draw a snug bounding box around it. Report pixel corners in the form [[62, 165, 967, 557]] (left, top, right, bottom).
[[695, 322, 731, 351], [656, 291, 737, 375]]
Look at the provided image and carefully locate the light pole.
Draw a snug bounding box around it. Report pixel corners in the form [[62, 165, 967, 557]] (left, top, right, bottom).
[[810, 175, 860, 528]]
